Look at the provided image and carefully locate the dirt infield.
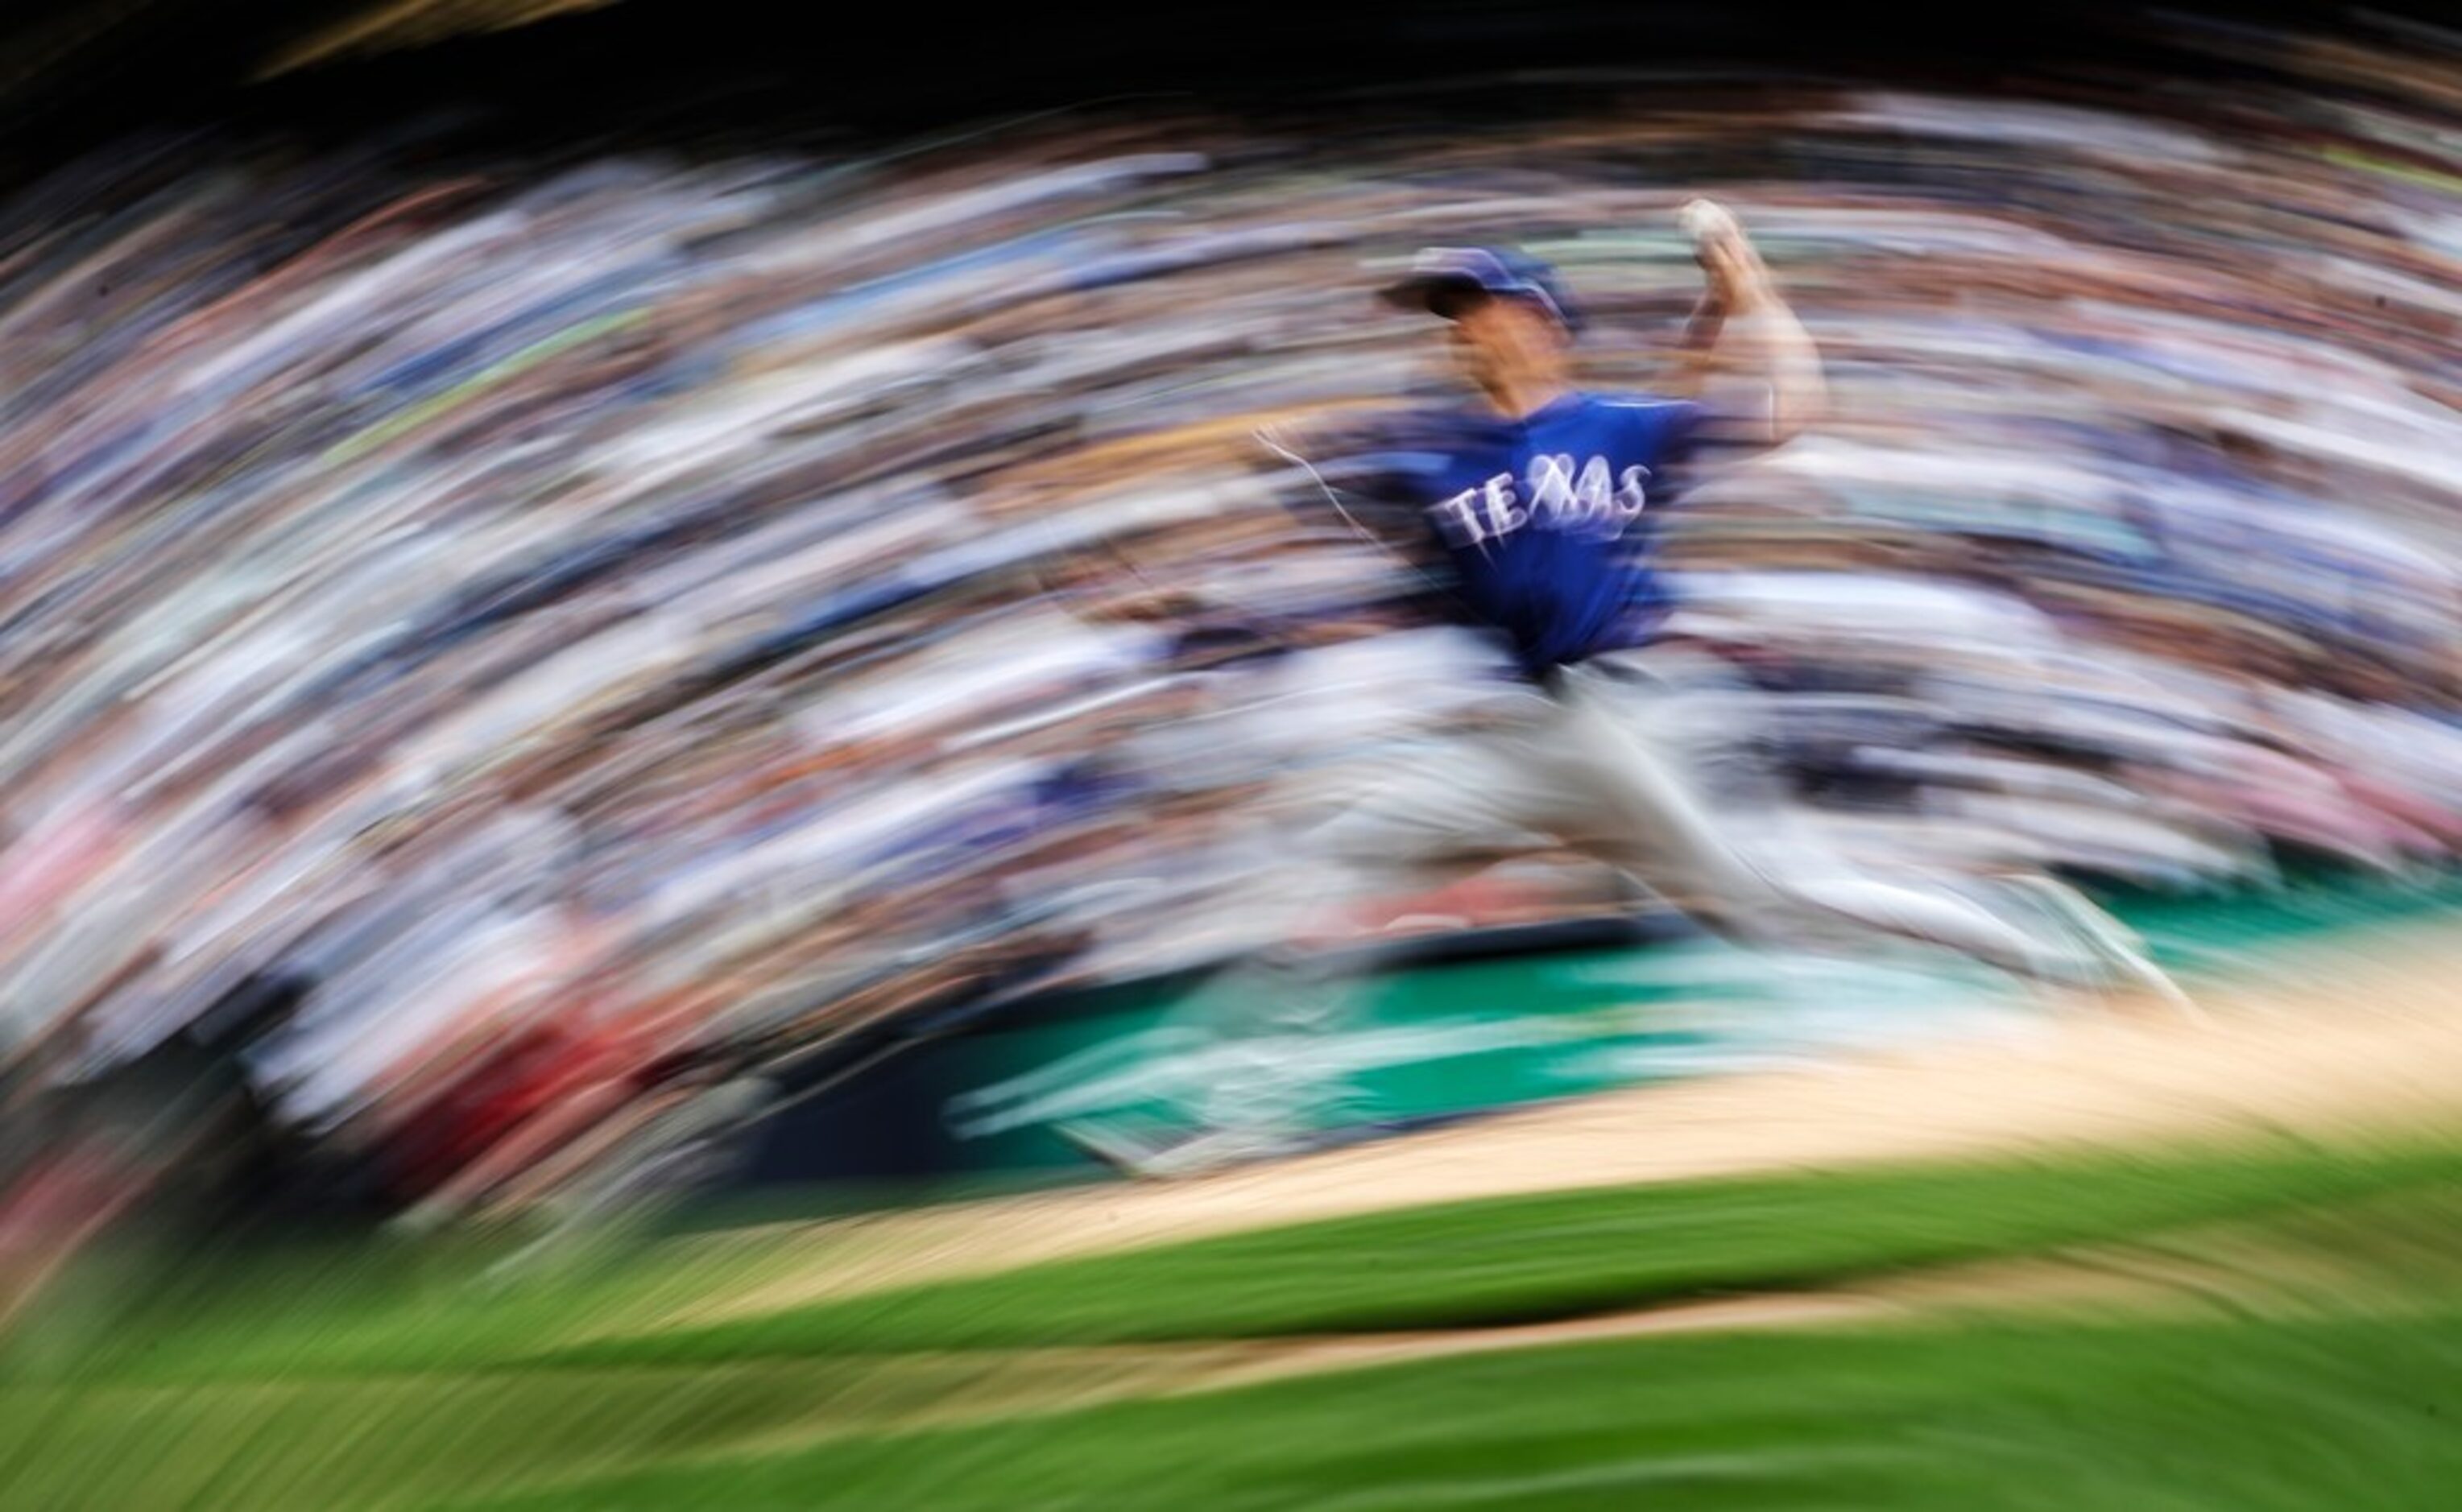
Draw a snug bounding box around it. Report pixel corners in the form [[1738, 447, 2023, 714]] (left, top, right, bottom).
[[656, 912, 2462, 1332]]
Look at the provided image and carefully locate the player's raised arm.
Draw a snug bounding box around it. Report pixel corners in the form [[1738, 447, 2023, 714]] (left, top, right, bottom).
[[1674, 199, 1827, 448]]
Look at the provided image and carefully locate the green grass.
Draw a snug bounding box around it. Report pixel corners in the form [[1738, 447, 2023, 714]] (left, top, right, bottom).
[[0, 1353, 1060, 1510], [14, 1130, 2462, 1509], [474, 1308, 2462, 1511], [0, 1228, 804, 1385], [36, 1133, 2462, 1384], [546, 1134, 2462, 1361]]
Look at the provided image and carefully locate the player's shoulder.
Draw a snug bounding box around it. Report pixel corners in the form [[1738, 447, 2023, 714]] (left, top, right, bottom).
[[1579, 389, 1699, 419], [1568, 390, 1702, 452], [1381, 403, 1520, 466], [1388, 399, 1513, 436]]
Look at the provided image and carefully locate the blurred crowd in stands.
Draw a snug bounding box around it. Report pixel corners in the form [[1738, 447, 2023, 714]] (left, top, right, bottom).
[[2, 11, 2460, 1263]]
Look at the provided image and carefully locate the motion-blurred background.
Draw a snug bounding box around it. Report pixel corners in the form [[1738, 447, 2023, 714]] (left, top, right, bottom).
[[2, 0, 2461, 1359]]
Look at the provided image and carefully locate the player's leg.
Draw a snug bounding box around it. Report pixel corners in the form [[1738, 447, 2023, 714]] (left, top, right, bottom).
[[1199, 674, 1579, 957], [1096, 714, 1568, 1176], [1541, 665, 2141, 985], [1559, 664, 2199, 1011], [1984, 870, 2206, 1020]]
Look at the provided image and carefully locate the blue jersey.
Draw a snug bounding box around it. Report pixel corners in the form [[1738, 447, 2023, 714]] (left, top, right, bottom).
[[1404, 391, 1702, 678]]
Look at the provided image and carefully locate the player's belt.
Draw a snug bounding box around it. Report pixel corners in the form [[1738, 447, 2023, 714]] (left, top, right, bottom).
[[1537, 659, 1655, 697]]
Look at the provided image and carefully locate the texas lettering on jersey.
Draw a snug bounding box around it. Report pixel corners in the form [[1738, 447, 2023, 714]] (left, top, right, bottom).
[[1427, 453, 1652, 550], [1405, 390, 1701, 676]]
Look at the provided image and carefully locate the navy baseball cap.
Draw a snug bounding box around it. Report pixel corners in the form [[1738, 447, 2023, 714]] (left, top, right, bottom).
[[1380, 246, 1583, 336]]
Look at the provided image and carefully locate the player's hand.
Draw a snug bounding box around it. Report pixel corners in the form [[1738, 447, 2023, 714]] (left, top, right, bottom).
[[1681, 198, 1774, 314]]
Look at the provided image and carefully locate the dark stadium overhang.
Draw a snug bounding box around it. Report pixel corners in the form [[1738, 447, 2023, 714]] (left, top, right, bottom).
[[6, 0, 2457, 166]]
